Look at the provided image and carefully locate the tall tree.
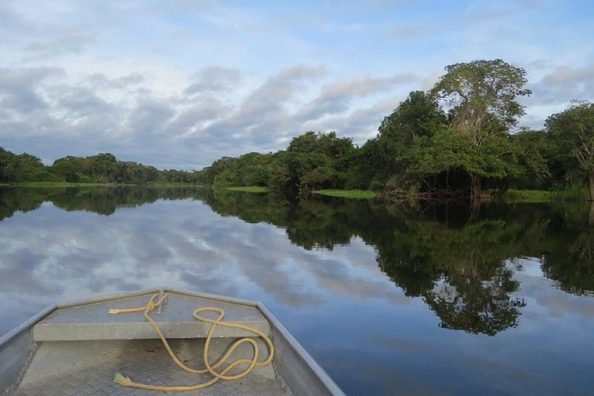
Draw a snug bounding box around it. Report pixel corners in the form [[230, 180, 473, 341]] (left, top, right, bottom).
[[285, 131, 354, 192], [431, 59, 531, 199], [379, 90, 446, 143], [508, 129, 552, 190], [546, 102, 594, 201], [367, 91, 447, 192]]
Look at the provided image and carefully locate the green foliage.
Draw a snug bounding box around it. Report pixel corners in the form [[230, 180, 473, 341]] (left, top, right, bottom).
[[334, 63, 532, 199], [0, 147, 197, 185], [226, 186, 269, 193], [432, 59, 531, 138], [362, 91, 447, 191], [405, 129, 473, 179], [286, 131, 355, 192], [428, 59, 531, 198], [266, 152, 291, 191], [313, 189, 375, 199], [51, 159, 80, 182], [549, 185, 590, 201], [213, 169, 237, 187], [202, 131, 356, 194], [0, 148, 47, 182], [204, 153, 273, 188], [508, 130, 552, 189], [546, 102, 594, 199], [379, 90, 446, 142], [236, 153, 271, 186], [547, 102, 594, 174], [502, 189, 551, 203], [345, 137, 392, 189]]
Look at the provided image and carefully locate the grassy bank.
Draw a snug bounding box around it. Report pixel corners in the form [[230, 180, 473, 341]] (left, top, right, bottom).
[[502, 187, 592, 203], [550, 186, 590, 201], [0, 181, 200, 188], [502, 189, 551, 203], [144, 182, 203, 188], [226, 186, 270, 193], [1, 181, 121, 188], [314, 189, 376, 199]]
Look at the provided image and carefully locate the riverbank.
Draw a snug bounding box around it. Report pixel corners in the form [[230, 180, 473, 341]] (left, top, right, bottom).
[[225, 186, 270, 193], [0, 181, 201, 188], [3, 182, 589, 203], [501, 189, 551, 203], [0, 181, 118, 188], [502, 187, 590, 203], [223, 186, 377, 199], [313, 189, 376, 199], [220, 186, 587, 202]]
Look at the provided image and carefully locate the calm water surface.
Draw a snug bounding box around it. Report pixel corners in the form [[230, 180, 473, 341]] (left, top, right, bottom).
[[1, 187, 593, 395]]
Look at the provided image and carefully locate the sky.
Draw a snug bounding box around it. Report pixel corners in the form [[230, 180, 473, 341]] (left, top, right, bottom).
[[0, 0, 593, 170]]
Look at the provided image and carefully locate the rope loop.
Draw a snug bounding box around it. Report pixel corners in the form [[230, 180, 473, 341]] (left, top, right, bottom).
[[109, 292, 275, 392]]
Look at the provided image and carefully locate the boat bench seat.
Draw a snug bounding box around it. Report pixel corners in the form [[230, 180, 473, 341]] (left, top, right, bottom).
[[33, 292, 270, 341]]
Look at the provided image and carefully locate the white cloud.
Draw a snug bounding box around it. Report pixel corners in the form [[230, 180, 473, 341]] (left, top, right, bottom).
[[0, 0, 592, 167], [184, 66, 242, 95], [382, 24, 431, 39], [296, 73, 415, 123]]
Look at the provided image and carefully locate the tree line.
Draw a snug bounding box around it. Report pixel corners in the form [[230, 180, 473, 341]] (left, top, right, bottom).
[[198, 59, 594, 201], [0, 149, 200, 184], [2, 59, 593, 200]]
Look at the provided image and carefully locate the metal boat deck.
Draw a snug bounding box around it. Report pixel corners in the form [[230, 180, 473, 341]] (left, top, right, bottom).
[[0, 289, 344, 396], [12, 339, 289, 396], [33, 292, 270, 341]]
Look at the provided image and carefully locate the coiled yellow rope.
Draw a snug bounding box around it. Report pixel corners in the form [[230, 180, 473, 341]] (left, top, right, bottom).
[[108, 292, 275, 392]]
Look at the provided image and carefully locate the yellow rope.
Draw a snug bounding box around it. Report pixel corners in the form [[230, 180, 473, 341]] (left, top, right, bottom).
[[108, 292, 275, 392]]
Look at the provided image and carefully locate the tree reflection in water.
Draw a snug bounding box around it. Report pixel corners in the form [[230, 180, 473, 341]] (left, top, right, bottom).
[[201, 190, 594, 335]]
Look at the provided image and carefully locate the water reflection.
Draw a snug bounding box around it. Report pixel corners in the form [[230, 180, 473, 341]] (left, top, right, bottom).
[[1, 187, 594, 336], [540, 203, 594, 297], [203, 190, 594, 335], [1, 187, 594, 395], [0, 186, 202, 219], [0, 187, 405, 332]]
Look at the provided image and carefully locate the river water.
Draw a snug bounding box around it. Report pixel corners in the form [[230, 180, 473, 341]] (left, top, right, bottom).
[[0, 187, 593, 395]]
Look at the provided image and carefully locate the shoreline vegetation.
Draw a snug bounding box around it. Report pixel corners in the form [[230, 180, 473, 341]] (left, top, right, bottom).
[[502, 187, 590, 203], [501, 189, 551, 203], [2, 59, 593, 202], [313, 189, 375, 199], [0, 181, 588, 203], [225, 186, 269, 193], [194, 60, 594, 203], [0, 181, 202, 188], [0, 181, 589, 203]]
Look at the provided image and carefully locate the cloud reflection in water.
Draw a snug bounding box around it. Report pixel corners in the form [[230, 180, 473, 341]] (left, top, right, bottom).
[[0, 198, 404, 334]]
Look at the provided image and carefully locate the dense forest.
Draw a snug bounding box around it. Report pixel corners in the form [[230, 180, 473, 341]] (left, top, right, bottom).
[[0, 150, 200, 184], [198, 59, 594, 201], [2, 59, 593, 201]]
